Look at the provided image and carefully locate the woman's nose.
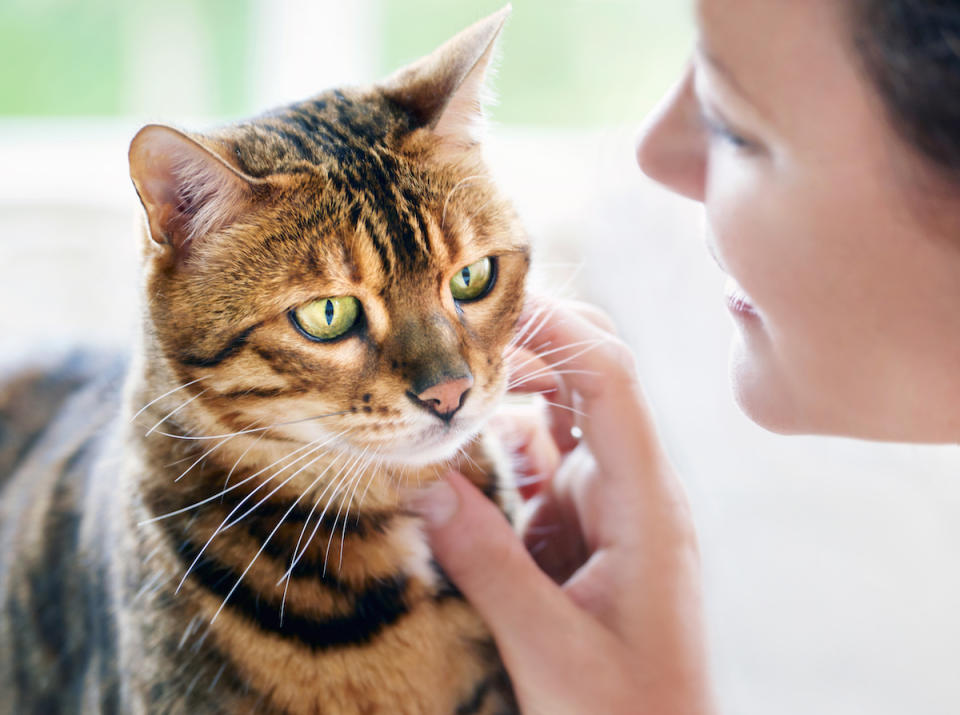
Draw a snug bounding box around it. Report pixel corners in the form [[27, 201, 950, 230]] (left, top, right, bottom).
[[635, 65, 707, 202]]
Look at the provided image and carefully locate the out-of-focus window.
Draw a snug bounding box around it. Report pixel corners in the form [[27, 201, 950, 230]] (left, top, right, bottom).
[[0, 0, 692, 126], [379, 1, 692, 127], [0, 0, 254, 118]]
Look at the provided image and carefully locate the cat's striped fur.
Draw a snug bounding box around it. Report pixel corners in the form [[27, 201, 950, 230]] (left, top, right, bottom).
[[0, 8, 528, 713]]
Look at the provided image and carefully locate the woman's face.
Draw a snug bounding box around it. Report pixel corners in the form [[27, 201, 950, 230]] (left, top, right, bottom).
[[636, 0, 960, 442]]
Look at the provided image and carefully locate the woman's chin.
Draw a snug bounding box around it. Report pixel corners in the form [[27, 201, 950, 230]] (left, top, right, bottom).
[[727, 334, 807, 436], [727, 336, 890, 440]]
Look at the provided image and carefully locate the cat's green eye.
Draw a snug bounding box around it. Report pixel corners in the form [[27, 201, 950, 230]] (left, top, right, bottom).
[[290, 296, 361, 342], [450, 257, 495, 302]]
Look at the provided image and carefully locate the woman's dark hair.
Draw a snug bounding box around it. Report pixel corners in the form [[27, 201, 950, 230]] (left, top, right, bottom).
[[849, 1, 960, 183]]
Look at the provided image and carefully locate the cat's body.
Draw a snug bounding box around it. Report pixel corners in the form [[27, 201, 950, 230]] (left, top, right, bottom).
[[0, 9, 527, 714]]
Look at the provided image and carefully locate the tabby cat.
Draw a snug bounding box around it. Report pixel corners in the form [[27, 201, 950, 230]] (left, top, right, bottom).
[[0, 7, 530, 713]]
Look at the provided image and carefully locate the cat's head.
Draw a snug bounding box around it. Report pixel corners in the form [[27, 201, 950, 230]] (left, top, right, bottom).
[[128, 7, 528, 468]]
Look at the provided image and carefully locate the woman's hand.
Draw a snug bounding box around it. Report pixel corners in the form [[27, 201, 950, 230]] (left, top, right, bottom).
[[409, 298, 715, 715]]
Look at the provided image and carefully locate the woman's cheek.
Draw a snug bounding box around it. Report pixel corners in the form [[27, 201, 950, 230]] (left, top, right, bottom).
[[705, 176, 829, 432]]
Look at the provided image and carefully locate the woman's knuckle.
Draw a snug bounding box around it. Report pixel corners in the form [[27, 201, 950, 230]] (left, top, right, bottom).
[[574, 302, 618, 334], [601, 337, 638, 376]]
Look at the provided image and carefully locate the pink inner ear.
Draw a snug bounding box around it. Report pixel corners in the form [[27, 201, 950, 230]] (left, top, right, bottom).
[[380, 7, 508, 148], [130, 125, 252, 251], [431, 44, 497, 147], [167, 149, 249, 244]]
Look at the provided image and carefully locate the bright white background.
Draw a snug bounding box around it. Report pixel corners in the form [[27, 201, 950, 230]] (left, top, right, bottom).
[[3, 2, 960, 713]]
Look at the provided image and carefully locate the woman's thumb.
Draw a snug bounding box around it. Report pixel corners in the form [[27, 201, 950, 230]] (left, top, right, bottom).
[[409, 470, 574, 647]]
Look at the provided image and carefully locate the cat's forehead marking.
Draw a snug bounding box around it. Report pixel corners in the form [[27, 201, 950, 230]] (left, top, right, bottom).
[[231, 90, 443, 278], [231, 90, 408, 175], [223, 88, 524, 285]]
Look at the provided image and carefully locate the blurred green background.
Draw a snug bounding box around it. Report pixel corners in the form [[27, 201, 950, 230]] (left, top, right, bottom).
[[0, 0, 692, 126]]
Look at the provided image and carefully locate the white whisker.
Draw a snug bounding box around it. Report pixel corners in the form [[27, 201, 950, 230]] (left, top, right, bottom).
[[223, 431, 266, 491], [173, 433, 234, 483], [514, 473, 548, 488], [152, 409, 352, 441], [139, 432, 338, 526], [164, 454, 200, 468], [355, 454, 386, 520], [130, 376, 208, 424], [221, 431, 348, 530], [210, 451, 347, 625], [321, 448, 371, 577], [506, 338, 606, 377], [508, 302, 555, 351], [146, 388, 209, 436], [173, 434, 341, 593], [538, 400, 588, 418], [441, 175, 490, 230], [279, 451, 363, 588], [278, 452, 351, 623], [464, 195, 498, 226], [505, 267, 586, 355], [507, 368, 602, 391], [336, 450, 379, 572]]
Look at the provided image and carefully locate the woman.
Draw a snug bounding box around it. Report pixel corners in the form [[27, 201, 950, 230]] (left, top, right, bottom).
[[410, 0, 960, 712]]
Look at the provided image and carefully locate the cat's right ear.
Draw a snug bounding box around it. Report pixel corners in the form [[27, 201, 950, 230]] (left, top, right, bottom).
[[128, 125, 256, 253], [381, 6, 510, 147]]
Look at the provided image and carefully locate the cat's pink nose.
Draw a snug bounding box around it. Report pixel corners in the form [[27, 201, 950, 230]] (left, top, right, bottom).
[[416, 376, 473, 418]]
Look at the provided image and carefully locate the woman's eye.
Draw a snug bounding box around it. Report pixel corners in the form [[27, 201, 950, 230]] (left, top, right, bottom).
[[290, 296, 361, 342], [700, 112, 752, 151], [450, 257, 496, 302]]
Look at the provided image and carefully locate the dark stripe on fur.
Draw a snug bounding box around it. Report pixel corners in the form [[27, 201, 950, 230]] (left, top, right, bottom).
[[348, 198, 393, 275], [11, 431, 121, 713], [462, 640, 518, 715], [147, 481, 398, 583], [179, 325, 257, 368], [216, 386, 308, 400], [456, 677, 494, 715], [235, 494, 396, 540], [178, 539, 411, 651], [479, 475, 502, 506], [32, 439, 91, 643], [265, 92, 433, 274], [263, 122, 320, 163], [251, 344, 327, 377], [242, 516, 394, 583], [431, 559, 466, 603]]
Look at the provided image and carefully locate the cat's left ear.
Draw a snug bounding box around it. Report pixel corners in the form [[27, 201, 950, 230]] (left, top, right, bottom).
[[381, 5, 510, 147]]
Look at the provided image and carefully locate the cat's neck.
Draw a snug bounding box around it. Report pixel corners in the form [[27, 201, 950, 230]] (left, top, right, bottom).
[[114, 357, 510, 711], [123, 358, 503, 607]]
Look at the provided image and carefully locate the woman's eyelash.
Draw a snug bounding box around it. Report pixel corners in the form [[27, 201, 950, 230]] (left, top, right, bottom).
[[700, 112, 752, 150]]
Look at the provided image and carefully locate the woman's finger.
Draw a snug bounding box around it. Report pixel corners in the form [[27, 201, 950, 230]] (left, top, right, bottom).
[[518, 298, 664, 486], [406, 472, 606, 679]]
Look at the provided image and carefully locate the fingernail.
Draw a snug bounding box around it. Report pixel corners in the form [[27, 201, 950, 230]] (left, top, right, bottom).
[[407, 479, 459, 527]]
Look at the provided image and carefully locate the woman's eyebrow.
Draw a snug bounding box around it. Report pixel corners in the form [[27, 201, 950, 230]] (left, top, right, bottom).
[[697, 44, 749, 96], [695, 42, 772, 119]]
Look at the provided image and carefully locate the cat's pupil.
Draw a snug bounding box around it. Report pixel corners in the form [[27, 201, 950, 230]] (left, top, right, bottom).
[[325, 300, 334, 325], [461, 267, 472, 287]]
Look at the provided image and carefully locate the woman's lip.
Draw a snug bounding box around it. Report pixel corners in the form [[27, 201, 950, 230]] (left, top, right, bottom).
[[707, 241, 759, 317], [724, 277, 759, 317]]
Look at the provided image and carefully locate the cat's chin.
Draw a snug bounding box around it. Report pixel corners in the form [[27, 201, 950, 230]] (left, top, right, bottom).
[[380, 436, 475, 468], [366, 422, 481, 469]]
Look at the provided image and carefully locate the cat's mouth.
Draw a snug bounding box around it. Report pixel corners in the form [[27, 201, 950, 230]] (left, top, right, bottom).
[[342, 406, 489, 468], [378, 419, 478, 466]]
